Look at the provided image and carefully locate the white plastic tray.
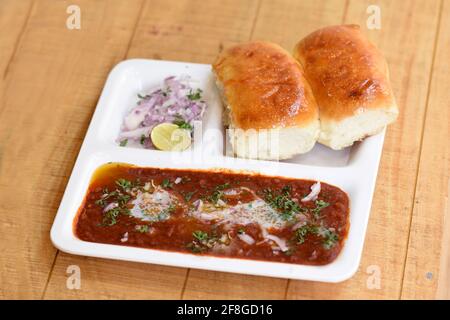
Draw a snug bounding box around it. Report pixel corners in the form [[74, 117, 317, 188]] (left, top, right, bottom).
[[50, 59, 385, 283]]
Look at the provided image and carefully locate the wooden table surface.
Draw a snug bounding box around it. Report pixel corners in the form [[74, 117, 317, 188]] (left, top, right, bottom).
[[0, 0, 449, 300]]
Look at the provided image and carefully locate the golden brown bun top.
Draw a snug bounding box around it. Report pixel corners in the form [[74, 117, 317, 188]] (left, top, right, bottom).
[[213, 41, 318, 130], [294, 25, 396, 120]]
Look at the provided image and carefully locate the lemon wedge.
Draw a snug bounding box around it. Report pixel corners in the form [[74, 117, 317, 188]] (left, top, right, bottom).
[[151, 123, 192, 151]]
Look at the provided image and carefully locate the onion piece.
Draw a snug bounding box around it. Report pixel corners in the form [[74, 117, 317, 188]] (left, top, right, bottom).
[[192, 199, 203, 211], [103, 202, 118, 213], [301, 182, 321, 202], [118, 126, 153, 139], [198, 213, 216, 221], [118, 76, 207, 148], [216, 199, 227, 207], [124, 109, 147, 131], [120, 232, 129, 243], [265, 234, 289, 252], [260, 228, 289, 252], [238, 233, 255, 245], [291, 220, 306, 231]]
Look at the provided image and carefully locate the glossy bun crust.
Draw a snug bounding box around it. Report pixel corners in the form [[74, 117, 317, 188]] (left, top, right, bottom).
[[294, 25, 398, 149], [213, 41, 319, 130]]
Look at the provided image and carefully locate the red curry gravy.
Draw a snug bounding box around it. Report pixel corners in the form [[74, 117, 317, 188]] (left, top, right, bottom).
[[74, 163, 350, 265]]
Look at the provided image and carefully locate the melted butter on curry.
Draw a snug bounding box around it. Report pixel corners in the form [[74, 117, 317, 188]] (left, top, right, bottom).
[[130, 187, 177, 222], [188, 187, 285, 229], [74, 163, 350, 266]]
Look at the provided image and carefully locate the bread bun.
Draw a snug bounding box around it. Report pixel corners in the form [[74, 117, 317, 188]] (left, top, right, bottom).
[[213, 41, 320, 160], [293, 25, 398, 150]]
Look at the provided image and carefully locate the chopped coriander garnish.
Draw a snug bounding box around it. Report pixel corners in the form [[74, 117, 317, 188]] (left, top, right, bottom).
[[135, 225, 149, 233], [193, 230, 208, 241], [295, 224, 319, 244], [96, 179, 136, 226], [102, 207, 121, 226], [311, 199, 330, 218], [216, 183, 231, 190], [295, 224, 339, 250], [115, 178, 132, 191], [281, 185, 292, 194], [95, 190, 119, 207], [161, 178, 173, 189], [119, 139, 128, 147], [237, 228, 245, 235], [322, 229, 339, 249], [182, 191, 196, 202], [101, 206, 129, 226], [95, 199, 105, 207], [121, 208, 131, 216], [157, 205, 175, 221], [207, 183, 231, 205], [117, 193, 130, 206], [186, 242, 205, 253], [188, 230, 220, 253], [264, 186, 306, 221], [140, 134, 146, 145], [173, 119, 193, 130], [208, 190, 224, 204], [137, 93, 149, 100], [316, 199, 330, 209], [187, 88, 202, 100]]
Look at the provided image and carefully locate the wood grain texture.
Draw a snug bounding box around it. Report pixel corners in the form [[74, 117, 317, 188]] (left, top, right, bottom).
[[128, 0, 260, 63], [40, 0, 189, 300], [0, 0, 143, 299], [287, 0, 441, 299], [183, 270, 288, 300], [401, 0, 450, 300], [132, 0, 288, 300], [252, 0, 347, 50], [0, 0, 33, 124], [0, 0, 447, 299], [181, 0, 347, 300], [44, 0, 262, 300], [436, 181, 450, 299], [44, 252, 187, 299], [0, 0, 33, 79]]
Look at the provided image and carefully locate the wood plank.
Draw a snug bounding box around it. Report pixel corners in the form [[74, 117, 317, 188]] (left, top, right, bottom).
[[287, 0, 441, 299], [401, 0, 450, 300], [0, 0, 144, 299], [0, 0, 33, 78], [3, 0, 439, 299], [45, 0, 261, 299], [183, 271, 288, 300], [436, 182, 450, 299], [127, 0, 260, 63], [44, 252, 187, 299], [42, 0, 190, 300], [181, 0, 347, 299], [251, 0, 348, 50], [0, 0, 33, 119], [133, 0, 285, 299]]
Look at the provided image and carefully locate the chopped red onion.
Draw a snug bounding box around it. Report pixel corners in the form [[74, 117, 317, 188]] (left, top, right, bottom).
[[118, 76, 207, 148], [301, 182, 321, 202], [265, 234, 289, 252], [238, 233, 255, 245], [103, 202, 118, 213]]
